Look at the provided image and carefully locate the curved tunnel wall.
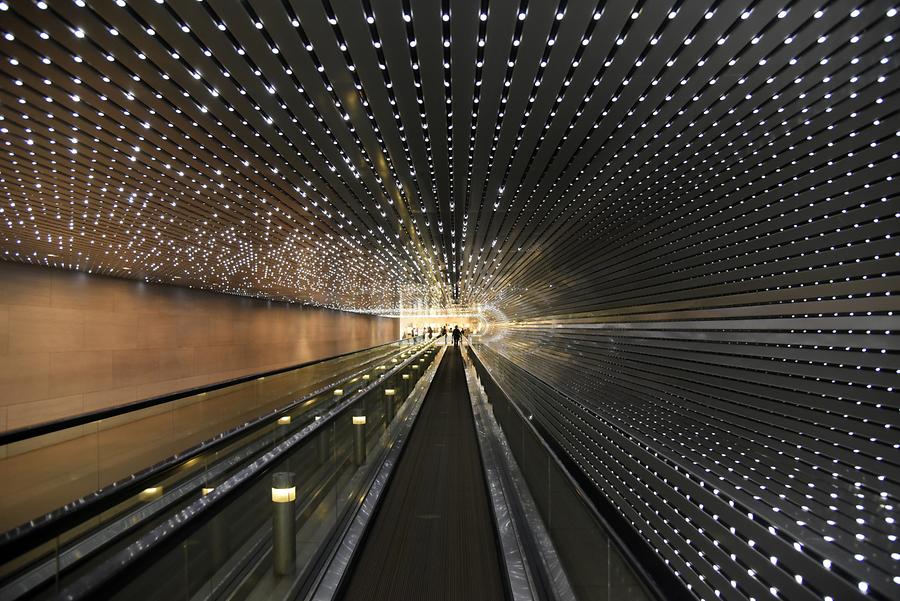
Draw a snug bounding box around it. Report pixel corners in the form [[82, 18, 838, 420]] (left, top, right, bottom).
[[481, 284, 894, 600], [474, 6, 898, 598]]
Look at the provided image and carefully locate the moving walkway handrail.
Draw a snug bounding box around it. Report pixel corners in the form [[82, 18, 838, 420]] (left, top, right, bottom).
[[0, 337, 423, 564], [57, 340, 437, 601], [0, 335, 421, 447]]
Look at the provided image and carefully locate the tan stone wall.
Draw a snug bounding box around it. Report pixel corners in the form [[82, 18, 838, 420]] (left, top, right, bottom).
[[0, 262, 398, 432]]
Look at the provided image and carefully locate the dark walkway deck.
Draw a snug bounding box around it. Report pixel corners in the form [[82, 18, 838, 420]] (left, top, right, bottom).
[[340, 346, 507, 601]]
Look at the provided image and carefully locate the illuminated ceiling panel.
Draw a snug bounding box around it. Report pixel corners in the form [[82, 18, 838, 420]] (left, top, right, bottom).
[[1, 1, 895, 314]]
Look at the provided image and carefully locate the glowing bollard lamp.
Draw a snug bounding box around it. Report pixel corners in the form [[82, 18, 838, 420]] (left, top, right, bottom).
[[271, 472, 296, 576], [203, 483, 227, 566], [401, 372, 411, 397], [315, 416, 330, 464], [352, 415, 367, 465], [276, 414, 291, 443], [138, 486, 163, 501], [383, 388, 396, 425]]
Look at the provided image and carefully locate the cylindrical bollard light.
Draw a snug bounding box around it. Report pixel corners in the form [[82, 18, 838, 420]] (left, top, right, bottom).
[[383, 388, 396, 426], [277, 415, 291, 442], [138, 486, 163, 502], [203, 484, 226, 568], [352, 415, 367, 465], [401, 373, 410, 399], [271, 472, 296, 576], [316, 417, 331, 465]]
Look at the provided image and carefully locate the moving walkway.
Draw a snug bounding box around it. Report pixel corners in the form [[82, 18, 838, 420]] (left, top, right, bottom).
[[0, 339, 664, 601], [0, 338, 435, 600]]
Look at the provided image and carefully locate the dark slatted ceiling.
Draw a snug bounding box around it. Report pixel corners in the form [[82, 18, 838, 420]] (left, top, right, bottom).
[[0, 1, 897, 600]]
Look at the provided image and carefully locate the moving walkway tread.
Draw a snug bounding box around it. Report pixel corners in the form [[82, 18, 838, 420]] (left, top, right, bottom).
[[339, 346, 507, 601]]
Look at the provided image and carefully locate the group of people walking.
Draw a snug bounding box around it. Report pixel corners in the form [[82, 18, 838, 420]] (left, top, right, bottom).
[[406, 324, 462, 346]]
